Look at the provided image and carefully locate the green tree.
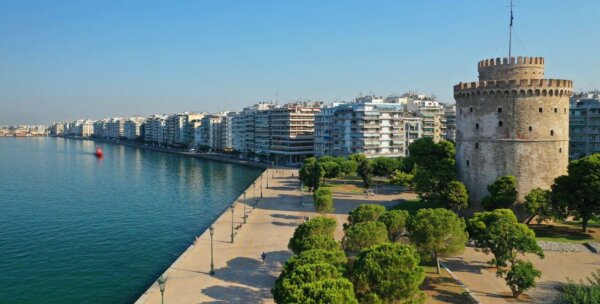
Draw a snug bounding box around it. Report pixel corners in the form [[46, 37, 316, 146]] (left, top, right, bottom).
[[294, 234, 341, 253], [408, 208, 468, 274], [467, 209, 544, 269], [443, 180, 469, 211], [561, 270, 600, 304], [339, 159, 358, 180], [481, 175, 518, 211], [299, 157, 323, 192], [411, 161, 456, 203], [504, 260, 542, 299], [288, 217, 337, 254], [320, 161, 341, 183], [282, 249, 348, 274], [524, 188, 553, 224], [342, 221, 389, 254], [551, 154, 600, 232], [372, 157, 401, 177], [351, 243, 426, 303], [378, 210, 410, 242], [404, 137, 454, 172], [345, 204, 386, 228], [273, 262, 346, 303], [357, 158, 374, 190], [313, 188, 334, 215], [389, 170, 413, 187], [284, 278, 358, 304]]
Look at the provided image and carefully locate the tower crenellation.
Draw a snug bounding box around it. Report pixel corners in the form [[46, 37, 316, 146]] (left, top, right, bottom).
[[454, 55, 571, 209]]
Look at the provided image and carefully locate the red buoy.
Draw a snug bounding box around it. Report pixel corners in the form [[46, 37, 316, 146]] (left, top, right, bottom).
[[95, 147, 103, 158]]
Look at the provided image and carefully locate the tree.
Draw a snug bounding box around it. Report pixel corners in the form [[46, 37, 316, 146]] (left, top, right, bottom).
[[372, 157, 400, 177], [313, 188, 334, 215], [504, 260, 542, 299], [339, 159, 358, 180], [444, 180, 469, 211], [357, 158, 374, 190], [467, 209, 544, 269], [408, 208, 468, 274], [561, 270, 600, 304], [283, 278, 358, 304], [282, 249, 348, 275], [404, 137, 454, 172], [294, 234, 341, 254], [389, 170, 413, 187], [351, 243, 426, 303], [378, 210, 410, 242], [273, 262, 348, 303], [524, 188, 553, 224], [289, 217, 337, 254], [320, 161, 341, 183], [342, 221, 389, 254], [299, 157, 323, 192], [345, 204, 386, 228], [551, 154, 600, 232], [481, 175, 518, 210]]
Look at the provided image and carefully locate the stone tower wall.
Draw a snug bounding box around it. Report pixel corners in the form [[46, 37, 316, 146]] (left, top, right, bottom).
[[455, 57, 572, 207]]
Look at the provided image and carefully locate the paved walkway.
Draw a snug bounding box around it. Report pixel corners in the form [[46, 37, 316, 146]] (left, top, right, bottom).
[[136, 169, 414, 304], [444, 246, 600, 303]]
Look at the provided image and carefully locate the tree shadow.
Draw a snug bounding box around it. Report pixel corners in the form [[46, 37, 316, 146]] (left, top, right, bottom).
[[442, 257, 485, 274], [201, 285, 270, 304], [270, 213, 302, 220], [271, 221, 299, 227]]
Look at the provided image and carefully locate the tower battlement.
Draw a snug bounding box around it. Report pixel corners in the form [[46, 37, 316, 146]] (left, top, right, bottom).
[[478, 56, 545, 81], [454, 78, 573, 98]]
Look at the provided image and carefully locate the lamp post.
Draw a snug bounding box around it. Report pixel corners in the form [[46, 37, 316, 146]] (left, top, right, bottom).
[[266, 168, 269, 189], [230, 204, 235, 243], [243, 191, 247, 224], [209, 225, 215, 275], [260, 175, 263, 198], [157, 275, 167, 304]]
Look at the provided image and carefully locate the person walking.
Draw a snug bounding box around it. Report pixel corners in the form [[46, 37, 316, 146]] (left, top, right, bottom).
[[261, 252, 266, 264]]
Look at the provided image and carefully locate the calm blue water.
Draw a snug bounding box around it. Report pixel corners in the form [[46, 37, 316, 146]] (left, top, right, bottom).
[[0, 137, 263, 303]]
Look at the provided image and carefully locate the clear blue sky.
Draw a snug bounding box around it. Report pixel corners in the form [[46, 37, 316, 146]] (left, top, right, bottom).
[[1, 0, 598, 125]]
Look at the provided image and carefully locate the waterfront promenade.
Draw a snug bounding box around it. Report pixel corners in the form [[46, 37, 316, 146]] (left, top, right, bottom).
[[135, 169, 413, 303]]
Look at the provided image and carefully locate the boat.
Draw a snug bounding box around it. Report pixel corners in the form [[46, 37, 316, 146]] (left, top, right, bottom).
[[95, 147, 103, 158]]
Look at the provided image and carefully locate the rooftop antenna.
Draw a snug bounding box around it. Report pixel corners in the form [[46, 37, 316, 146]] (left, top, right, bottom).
[[508, 0, 514, 58]]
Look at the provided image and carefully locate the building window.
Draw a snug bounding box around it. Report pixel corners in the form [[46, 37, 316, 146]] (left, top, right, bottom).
[[554, 108, 558, 113], [529, 126, 533, 132], [564, 108, 567, 113], [460, 109, 463, 114], [551, 130, 554, 136], [475, 143, 479, 149], [466, 160, 470, 167], [470, 107, 473, 113], [559, 147, 562, 153], [539, 108, 543, 113], [475, 123, 479, 129], [498, 121, 503, 127], [498, 107, 502, 113]]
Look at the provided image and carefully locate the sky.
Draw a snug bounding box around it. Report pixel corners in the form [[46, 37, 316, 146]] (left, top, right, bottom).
[[1, 0, 599, 125]]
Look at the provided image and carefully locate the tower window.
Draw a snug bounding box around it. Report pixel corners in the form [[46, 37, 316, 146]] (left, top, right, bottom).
[[470, 107, 473, 113], [539, 108, 543, 113], [529, 126, 533, 132], [475, 123, 479, 129], [498, 121, 503, 127], [564, 108, 567, 113], [554, 108, 558, 113], [475, 143, 479, 149], [551, 130, 554, 136], [559, 147, 562, 153], [466, 160, 470, 167], [460, 109, 463, 114], [498, 108, 502, 113]]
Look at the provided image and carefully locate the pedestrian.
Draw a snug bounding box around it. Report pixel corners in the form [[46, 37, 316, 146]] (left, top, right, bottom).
[[261, 252, 266, 264]]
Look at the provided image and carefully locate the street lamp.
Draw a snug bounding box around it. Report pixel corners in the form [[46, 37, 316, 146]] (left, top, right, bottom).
[[209, 225, 215, 275], [243, 191, 247, 224], [260, 175, 263, 198], [157, 275, 167, 304], [266, 168, 269, 189], [230, 203, 235, 243]]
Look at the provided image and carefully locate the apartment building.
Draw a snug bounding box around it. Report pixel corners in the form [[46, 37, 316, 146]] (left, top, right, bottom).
[[570, 91, 600, 159], [144, 115, 167, 145], [443, 104, 457, 141], [314, 105, 339, 157], [165, 113, 204, 147], [407, 98, 444, 142], [231, 102, 278, 155], [124, 117, 146, 141], [105, 118, 125, 139], [269, 102, 322, 165]]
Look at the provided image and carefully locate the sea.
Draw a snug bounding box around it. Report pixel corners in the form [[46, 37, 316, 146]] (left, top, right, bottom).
[[0, 137, 263, 303]]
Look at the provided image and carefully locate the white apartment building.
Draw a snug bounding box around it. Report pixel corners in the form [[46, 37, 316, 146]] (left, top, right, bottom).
[[570, 91, 600, 159], [231, 102, 279, 155], [105, 118, 125, 139], [314, 105, 339, 157], [124, 117, 146, 141], [165, 113, 204, 147], [144, 115, 167, 145]]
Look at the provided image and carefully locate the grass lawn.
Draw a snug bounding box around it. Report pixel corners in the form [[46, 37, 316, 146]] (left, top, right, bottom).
[[420, 264, 476, 304], [531, 221, 600, 243], [391, 199, 443, 215]]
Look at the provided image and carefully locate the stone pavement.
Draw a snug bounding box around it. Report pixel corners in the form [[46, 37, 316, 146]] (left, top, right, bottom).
[[136, 169, 415, 304], [444, 246, 600, 303]]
